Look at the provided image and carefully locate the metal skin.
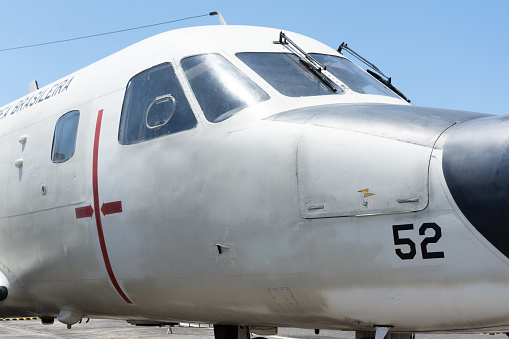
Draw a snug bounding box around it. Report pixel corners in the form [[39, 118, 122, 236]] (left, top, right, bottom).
[[0, 25, 508, 334]]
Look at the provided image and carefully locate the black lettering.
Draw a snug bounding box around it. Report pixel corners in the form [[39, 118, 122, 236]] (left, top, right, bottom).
[[11, 101, 22, 114], [18, 98, 29, 111], [0, 75, 76, 121], [12, 103, 20, 114], [22, 96, 33, 110], [0, 106, 9, 119], [38, 88, 49, 103], [29, 93, 40, 106], [45, 84, 58, 100], [53, 81, 65, 96], [392, 224, 417, 260], [15, 99, 24, 113], [61, 76, 73, 92], [419, 223, 445, 259]]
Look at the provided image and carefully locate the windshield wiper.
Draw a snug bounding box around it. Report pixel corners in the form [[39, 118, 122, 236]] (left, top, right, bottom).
[[338, 42, 410, 102], [276, 32, 337, 93]]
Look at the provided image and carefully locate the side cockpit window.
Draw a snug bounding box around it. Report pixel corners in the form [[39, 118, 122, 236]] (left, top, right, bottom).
[[52, 110, 79, 163], [181, 54, 269, 123], [119, 63, 197, 145]]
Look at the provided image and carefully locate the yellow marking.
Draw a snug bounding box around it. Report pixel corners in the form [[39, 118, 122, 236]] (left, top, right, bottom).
[[1, 317, 39, 321], [358, 189, 375, 197]]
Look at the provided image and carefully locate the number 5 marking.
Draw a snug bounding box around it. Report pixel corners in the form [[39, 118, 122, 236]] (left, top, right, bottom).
[[392, 224, 416, 260], [392, 223, 444, 260]]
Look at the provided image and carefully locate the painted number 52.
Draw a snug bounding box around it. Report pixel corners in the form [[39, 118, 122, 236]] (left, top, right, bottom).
[[392, 223, 445, 260]]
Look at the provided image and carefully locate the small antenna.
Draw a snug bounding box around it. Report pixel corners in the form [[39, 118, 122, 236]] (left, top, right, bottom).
[[209, 12, 227, 25], [29, 80, 39, 93]]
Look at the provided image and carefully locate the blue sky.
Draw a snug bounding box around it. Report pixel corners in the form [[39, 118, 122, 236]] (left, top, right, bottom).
[[0, 1, 507, 115]]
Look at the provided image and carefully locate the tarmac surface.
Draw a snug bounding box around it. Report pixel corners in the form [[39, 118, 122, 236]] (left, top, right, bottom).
[[0, 320, 508, 339]]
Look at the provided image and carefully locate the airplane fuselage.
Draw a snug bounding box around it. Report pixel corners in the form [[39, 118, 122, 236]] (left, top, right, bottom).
[[0, 25, 508, 334]]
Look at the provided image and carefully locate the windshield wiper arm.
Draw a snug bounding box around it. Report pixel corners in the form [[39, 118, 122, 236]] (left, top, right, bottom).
[[338, 42, 410, 102], [277, 32, 337, 93], [298, 57, 338, 93]]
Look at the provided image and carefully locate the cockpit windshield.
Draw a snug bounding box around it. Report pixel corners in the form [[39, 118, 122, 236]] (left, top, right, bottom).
[[181, 54, 269, 123], [236, 52, 341, 97], [236, 52, 399, 99], [310, 54, 399, 98]]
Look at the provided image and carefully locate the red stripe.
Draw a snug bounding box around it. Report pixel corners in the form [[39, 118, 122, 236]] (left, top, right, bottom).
[[93, 109, 132, 304]]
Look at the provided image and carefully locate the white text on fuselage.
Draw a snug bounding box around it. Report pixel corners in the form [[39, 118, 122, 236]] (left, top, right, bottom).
[[0, 76, 74, 120]]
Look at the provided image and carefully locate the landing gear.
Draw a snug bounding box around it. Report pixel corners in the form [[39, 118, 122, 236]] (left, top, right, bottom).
[[214, 325, 250, 339], [40, 317, 54, 325]]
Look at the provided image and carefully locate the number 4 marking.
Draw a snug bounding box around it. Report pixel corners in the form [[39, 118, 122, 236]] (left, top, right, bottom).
[[392, 223, 445, 260]]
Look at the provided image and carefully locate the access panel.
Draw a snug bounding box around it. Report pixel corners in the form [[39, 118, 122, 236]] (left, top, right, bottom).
[[297, 126, 430, 218]]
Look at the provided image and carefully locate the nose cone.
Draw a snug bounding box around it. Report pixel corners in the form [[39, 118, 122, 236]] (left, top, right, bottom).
[[0, 286, 6, 301], [442, 115, 509, 258]]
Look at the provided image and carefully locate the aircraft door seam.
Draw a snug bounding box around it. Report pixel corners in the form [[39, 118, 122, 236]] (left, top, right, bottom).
[[92, 109, 132, 304]]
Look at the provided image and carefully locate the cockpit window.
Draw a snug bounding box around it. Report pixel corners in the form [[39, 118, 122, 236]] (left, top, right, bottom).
[[237, 52, 399, 99], [119, 63, 197, 145], [310, 54, 399, 98], [181, 54, 269, 123], [236, 52, 343, 97]]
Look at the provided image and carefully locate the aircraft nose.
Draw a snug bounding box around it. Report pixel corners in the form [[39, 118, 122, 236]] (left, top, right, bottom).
[[442, 115, 509, 258]]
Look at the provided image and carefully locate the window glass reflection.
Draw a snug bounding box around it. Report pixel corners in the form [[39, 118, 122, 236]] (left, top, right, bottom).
[[182, 54, 269, 123]]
